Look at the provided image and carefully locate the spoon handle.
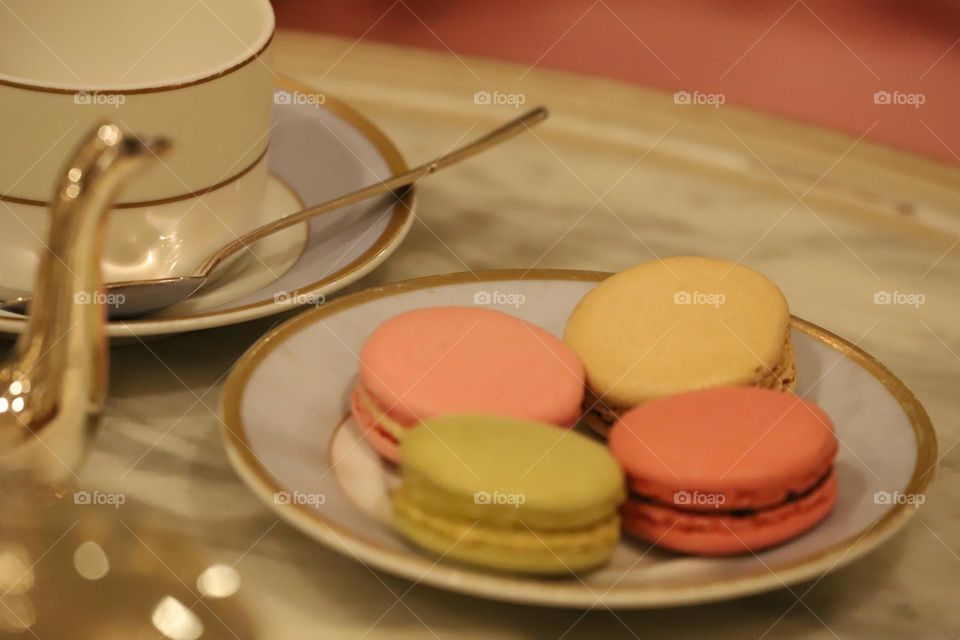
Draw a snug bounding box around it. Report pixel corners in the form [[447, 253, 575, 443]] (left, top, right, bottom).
[[196, 106, 549, 277]]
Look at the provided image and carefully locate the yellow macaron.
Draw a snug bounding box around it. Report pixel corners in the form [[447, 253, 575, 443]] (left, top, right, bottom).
[[564, 256, 796, 431]]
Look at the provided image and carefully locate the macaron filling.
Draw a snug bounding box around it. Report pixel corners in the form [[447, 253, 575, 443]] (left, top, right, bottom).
[[351, 385, 413, 445], [754, 332, 797, 392], [622, 470, 837, 554], [395, 491, 622, 554], [627, 467, 834, 518], [625, 451, 835, 511]]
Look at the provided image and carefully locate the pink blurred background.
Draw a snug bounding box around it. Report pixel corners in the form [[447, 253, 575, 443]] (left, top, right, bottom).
[[273, 0, 960, 164]]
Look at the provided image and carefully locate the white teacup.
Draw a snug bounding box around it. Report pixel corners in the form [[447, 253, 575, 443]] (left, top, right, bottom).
[[0, 0, 275, 293]]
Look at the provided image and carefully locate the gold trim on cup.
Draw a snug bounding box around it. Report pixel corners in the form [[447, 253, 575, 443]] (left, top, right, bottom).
[[0, 32, 275, 95], [219, 268, 937, 608], [0, 76, 415, 332], [0, 145, 269, 209]]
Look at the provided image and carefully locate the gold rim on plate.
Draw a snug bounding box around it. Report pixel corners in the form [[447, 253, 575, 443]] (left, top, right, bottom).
[[0, 76, 416, 335], [219, 269, 937, 608]]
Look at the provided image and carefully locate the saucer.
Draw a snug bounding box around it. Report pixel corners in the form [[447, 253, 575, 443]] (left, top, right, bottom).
[[0, 77, 415, 339], [219, 270, 936, 609]]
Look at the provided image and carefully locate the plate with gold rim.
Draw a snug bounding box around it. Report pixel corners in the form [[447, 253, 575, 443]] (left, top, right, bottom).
[[0, 77, 415, 339], [219, 269, 936, 609]]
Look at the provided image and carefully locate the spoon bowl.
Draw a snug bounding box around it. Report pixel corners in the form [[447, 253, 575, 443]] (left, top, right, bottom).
[[0, 276, 207, 319]]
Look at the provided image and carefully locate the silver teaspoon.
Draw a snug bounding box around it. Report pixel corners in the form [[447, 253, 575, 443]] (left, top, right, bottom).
[[1, 107, 548, 319]]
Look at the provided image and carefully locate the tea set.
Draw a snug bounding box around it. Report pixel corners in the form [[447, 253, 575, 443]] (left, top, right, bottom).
[[0, 0, 540, 333], [0, 0, 935, 633]]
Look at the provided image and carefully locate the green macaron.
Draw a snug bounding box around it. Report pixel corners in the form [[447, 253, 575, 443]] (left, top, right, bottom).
[[393, 414, 625, 574]]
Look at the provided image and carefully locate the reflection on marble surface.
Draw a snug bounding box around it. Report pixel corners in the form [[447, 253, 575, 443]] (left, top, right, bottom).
[[0, 482, 257, 638], [23, 32, 959, 640]]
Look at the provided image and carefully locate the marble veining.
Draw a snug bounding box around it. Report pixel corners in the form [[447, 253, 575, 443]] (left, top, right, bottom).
[[22, 32, 958, 639]]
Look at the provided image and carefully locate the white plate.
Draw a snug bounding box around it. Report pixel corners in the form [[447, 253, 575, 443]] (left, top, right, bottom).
[[0, 77, 414, 339], [220, 270, 936, 609]]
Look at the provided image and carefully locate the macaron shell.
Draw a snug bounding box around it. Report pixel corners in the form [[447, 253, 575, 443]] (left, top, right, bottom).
[[350, 387, 401, 464], [609, 387, 837, 510], [622, 471, 837, 555], [394, 491, 620, 573], [564, 257, 791, 406], [760, 334, 798, 392], [359, 306, 585, 428], [399, 415, 625, 529]]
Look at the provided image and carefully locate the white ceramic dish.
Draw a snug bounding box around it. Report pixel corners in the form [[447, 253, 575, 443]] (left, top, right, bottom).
[[220, 270, 936, 609], [0, 79, 415, 339]]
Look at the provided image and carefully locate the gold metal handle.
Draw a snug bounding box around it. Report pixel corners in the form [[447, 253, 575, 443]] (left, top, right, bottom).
[[0, 124, 169, 480]]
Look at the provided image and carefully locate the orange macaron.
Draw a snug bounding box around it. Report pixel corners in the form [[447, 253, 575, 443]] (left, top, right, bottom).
[[609, 386, 838, 555]]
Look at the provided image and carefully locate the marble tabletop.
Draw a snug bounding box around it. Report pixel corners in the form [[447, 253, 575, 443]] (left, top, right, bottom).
[[74, 32, 958, 638]]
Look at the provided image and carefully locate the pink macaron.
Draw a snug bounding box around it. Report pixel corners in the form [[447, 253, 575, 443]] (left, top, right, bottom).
[[351, 306, 585, 463], [609, 386, 838, 555]]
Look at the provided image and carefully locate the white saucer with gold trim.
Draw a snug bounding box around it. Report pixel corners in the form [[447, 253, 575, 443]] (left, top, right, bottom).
[[219, 270, 936, 609], [0, 78, 415, 339]]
